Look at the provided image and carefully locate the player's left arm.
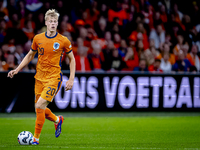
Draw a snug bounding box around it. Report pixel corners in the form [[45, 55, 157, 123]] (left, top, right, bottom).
[[65, 51, 76, 91]]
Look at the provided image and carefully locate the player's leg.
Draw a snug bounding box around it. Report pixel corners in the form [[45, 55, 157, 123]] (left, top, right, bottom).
[[32, 97, 49, 145], [52, 79, 64, 138], [44, 78, 64, 138], [32, 80, 43, 145], [45, 107, 59, 123], [44, 107, 64, 138], [41, 79, 64, 138], [43, 79, 60, 123], [32, 80, 49, 145]]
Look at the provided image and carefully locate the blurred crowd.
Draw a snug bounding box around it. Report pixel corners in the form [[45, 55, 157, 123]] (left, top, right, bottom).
[[0, 0, 200, 73]]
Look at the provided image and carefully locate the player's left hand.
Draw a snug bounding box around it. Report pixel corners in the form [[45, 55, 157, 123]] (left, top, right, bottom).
[[65, 79, 74, 91], [7, 69, 19, 78]]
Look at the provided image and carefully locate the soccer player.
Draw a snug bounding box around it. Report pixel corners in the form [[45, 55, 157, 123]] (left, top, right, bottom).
[[7, 9, 75, 145]]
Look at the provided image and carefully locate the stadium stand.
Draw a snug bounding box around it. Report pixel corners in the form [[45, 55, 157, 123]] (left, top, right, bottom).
[[0, 0, 200, 73]]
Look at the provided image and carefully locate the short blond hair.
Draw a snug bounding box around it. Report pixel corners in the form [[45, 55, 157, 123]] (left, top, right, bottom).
[[45, 9, 60, 21]]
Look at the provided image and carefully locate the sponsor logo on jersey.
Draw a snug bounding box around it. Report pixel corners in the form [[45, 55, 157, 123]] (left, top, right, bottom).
[[38, 47, 44, 55]]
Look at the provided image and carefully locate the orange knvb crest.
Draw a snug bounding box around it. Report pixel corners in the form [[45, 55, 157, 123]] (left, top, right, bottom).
[[53, 42, 60, 51]]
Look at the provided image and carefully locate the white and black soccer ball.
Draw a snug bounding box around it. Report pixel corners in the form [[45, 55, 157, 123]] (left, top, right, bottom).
[[17, 131, 33, 145]]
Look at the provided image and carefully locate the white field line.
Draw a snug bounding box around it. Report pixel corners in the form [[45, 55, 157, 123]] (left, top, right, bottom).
[[0, 145, 199, 150]]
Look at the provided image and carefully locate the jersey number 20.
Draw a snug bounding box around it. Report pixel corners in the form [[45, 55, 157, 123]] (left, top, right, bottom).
[[46, 87, 56, 96]]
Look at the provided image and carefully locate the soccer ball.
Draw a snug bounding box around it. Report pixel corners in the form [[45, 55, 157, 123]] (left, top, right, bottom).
[[17, 131, 33, 145]]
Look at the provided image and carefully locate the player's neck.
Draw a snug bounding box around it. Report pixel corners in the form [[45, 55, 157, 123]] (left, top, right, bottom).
[[46, 31, 57, 37]]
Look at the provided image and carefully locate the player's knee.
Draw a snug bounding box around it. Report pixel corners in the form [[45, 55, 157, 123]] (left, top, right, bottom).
[[35, 98, 48, 109], [35, 102, 43, 109]]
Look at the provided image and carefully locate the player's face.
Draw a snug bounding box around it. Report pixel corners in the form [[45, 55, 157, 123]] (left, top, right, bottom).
[[45, 16, 58, 32]]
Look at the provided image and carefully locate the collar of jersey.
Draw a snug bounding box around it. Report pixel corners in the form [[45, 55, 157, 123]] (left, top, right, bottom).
[[45, 32, 58, 39]]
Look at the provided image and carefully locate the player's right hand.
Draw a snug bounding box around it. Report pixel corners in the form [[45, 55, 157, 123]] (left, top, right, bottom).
[[7, 69, 18, 78]]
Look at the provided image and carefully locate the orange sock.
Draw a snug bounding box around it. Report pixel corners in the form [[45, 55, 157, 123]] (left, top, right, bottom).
[[34, 108, 45, 139], [45, 108, 58, 123]]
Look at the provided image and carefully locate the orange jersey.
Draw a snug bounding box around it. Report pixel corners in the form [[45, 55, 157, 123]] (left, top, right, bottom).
[[31, 32, 72, 81]]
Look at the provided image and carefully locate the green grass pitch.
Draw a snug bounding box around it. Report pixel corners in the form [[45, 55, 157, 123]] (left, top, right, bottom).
[[0, 112, 200, 150]]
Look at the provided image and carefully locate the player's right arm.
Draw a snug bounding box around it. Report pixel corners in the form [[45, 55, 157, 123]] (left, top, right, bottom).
[[7, 50, 37, 78]]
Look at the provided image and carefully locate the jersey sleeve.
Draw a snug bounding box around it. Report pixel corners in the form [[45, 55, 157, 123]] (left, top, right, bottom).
[[64, 38, 72, 54], [31, 36, 38, 52]]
